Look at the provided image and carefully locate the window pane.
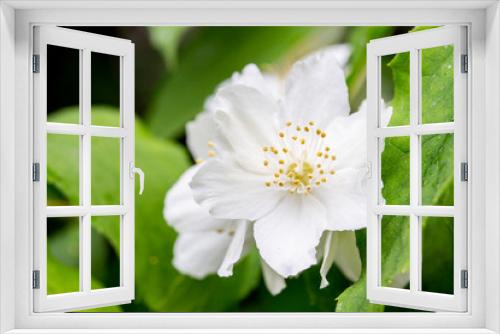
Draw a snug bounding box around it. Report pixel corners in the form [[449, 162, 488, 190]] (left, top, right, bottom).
[[91, 52, 121, 127], [380, 52, 409, 127], [421, 216, 454, 294], [380, 136, 410, 205], [47, 45, 80, 122], [421, 134, 454, 206], [91, 216, 120, 289], [47, 134, 80, 206], [91, 137, 121, 205], [381, 215, 410, 289], [47, 217, 80, 294], [421, 45, 454, 124]]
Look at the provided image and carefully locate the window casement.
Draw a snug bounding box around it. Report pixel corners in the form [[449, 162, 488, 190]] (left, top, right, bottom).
[[366, 26, 468, 312], [32, 26, 141, 312], [3, 2, 495, 331]]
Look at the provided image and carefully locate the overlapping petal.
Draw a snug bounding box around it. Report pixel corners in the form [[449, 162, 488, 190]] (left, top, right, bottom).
[[191, 158, 285, 221], [319, 231, 361, 288], [254, 194, 327, 277], [282, 49, 350, 129]]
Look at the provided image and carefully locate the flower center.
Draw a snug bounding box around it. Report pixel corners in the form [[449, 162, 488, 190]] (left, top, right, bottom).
[[262, 120, 336, 194]]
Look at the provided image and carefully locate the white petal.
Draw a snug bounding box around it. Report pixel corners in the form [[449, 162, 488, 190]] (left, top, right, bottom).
[[217, 220, 250, 277], [332, 231, 362, 282], [254, 194, 327, 277], [325, 102, 368, 170], [283, 48, 350, 129], [320, 230, 361, 288], [213, 85, 281, 171], [186, 110, 229, 161], [164, 165, 227, 233], [230, 64, 283, 100], [314, 168, 368, 231], [173, 226, 234, 279], [191, 158, 285, 221], [325, 100, 392, 171], [261, 259, 286, 296], [319, 231, 336, 289]]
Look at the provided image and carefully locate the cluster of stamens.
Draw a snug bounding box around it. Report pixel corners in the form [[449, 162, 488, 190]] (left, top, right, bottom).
[[262, 120, 336, 194]]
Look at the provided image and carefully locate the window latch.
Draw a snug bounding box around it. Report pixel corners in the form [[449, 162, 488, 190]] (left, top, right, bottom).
[[129, 162, 144, 195]]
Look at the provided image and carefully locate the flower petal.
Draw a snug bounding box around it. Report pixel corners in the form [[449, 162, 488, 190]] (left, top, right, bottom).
[[191, 158, 285, 221], [326, 100, 392, 170], [164, 165, 227, 233], [213, 85, 281, 171], [217, 220, 251, 277], [261, 259, 286, 296], [186, 110, 230, 162], [314, 168, 368, 231], [283, 48, 350, 129], [172, 224, 234, 279], [254, 194, 327, 277], [333, 231, 362, 282], [319, 231, 336, 288], [320, 230, 362, 288]]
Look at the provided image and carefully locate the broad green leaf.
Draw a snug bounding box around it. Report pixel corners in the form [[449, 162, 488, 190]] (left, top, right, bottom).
[[147, 27, 344, 138], [47, 106, 261, 312], [148, 27, 189, 69], [336, 27, 454, 311], [47, 254, 122, 312], [345, 27, 397, 112]]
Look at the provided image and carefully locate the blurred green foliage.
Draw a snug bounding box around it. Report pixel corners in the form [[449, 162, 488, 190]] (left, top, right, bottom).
[[45, 26, 453, 312]]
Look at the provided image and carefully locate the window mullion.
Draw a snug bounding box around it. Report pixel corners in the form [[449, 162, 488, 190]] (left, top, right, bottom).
[[409, 49, 421, 293], [80, 48, 92, 293]]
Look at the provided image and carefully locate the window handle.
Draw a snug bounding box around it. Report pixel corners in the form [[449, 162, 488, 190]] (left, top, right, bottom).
[[129, 162, 145, 195]]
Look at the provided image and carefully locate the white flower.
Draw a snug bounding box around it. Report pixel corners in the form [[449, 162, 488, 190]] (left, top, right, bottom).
[[190, 50, 392, 278], [164, 64, 287, 293]]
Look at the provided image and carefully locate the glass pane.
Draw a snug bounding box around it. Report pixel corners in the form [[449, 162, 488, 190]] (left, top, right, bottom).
[[381, 215, 410, 289], [91, 137, 121, 205], [421, 134, 454, 206], [380, 136, 410, 205], [421, 216, 454, 294], [421, 45, 454, 124], [380, 52, 409, 127], [47, 134, 80, 206], [47, 217, 80, 294], [91, 216, 120, 289], [47, 45, 80, 123], [91, 52, 121, 127]]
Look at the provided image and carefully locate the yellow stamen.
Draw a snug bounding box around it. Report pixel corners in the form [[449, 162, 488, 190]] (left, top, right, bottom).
[[279, 160, 285, 165], [207, 150, 216, 157], [279, 132, 285, 138], [282, 148, 288, 154], [300, 138, 306, 145], [309, 121, 315, 126], [263, 146, 269, 152], [265, 182, 272, 187], [286, 121, 292, 127], [207, 140, 216, 148], [263, 160, 269, 166], [317, 152, 323, 157]]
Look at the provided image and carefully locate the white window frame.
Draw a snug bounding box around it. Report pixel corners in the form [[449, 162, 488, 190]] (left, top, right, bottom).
[[0, 1, 499, 333], [366, 26, 468, 312], [32, 26, 135, 312]]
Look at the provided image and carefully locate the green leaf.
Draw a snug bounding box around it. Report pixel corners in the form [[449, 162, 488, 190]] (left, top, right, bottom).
[[336, 27, 455, 311], [345, 27, 397, 112], [147, 27, 344, 139], [46, 254, 122, 312], [148, 27, 189, 69], [47, 106, 261, 311]]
